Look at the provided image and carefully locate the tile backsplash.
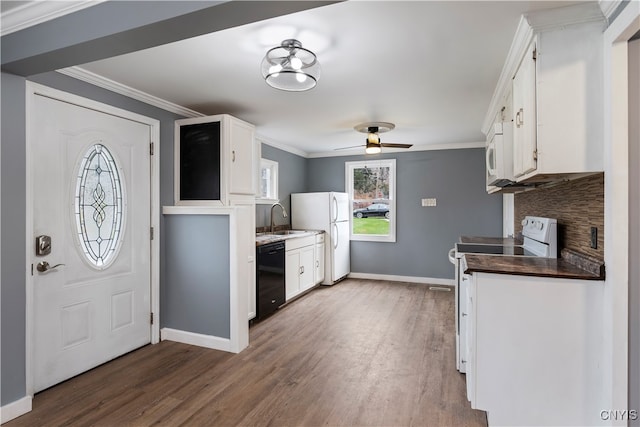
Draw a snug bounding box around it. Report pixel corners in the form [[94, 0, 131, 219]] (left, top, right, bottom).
[[514, 173, 604, 261]]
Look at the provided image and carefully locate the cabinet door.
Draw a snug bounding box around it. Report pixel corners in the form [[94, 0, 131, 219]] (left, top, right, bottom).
[[299, 245, 315, 292], [230, 197, 256, 320], [175, 119, 222, 204], [459, 274, 469, 374], [512, 42, 537, 178], [229, 118, 256, 195], [285, 250, 301, 300], [315, 242, 325, 284], [465, 274, 475, 407]]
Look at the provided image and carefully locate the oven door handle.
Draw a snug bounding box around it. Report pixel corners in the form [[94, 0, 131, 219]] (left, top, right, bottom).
[[448, 248, 456, 265]]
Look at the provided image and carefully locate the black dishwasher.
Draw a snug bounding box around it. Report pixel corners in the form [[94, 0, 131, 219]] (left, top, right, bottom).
[[256, 241, 286, 320]]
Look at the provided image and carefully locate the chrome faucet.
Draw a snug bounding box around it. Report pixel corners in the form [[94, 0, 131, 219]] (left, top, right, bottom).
[[270, 202, 288, 232]]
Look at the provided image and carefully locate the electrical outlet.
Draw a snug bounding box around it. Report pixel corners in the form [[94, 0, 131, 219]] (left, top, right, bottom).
[[590, 227, 598, 249]]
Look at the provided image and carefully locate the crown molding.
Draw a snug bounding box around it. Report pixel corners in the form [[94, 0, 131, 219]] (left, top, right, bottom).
[[1, 1, 105, 36], [57, 67, 204, 118], [599, 0, 623, 21], [257, 135, 310, 158]]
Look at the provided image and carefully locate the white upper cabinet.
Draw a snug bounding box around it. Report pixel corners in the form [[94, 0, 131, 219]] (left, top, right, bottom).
[[482, 2, 606, 188], [175, 114, 256, 205], [512, 41, 537, 179], [228, 118, 257, 196]]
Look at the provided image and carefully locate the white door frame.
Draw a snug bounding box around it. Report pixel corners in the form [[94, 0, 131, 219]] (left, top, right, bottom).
[[603, 1, 640, 417], [24, 81, 161, 398]]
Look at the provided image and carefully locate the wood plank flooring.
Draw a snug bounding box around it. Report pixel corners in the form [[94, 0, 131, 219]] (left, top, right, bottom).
[[7, 279, 487, 427]]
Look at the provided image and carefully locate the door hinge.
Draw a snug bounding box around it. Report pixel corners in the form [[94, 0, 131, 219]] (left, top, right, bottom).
[[532, 48, 537, 61], [150, 312, 154, 325], [533, 149, 538, 160], [150, 142, 154, 156], [150, 226, 154, 240]]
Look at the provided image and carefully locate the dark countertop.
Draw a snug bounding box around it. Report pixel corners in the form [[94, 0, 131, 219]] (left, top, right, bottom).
[[463, 253, 605, 281], [459, 235, 523, 246]]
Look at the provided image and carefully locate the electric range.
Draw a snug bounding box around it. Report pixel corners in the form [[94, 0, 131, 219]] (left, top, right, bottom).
[[450, 216, 558, 373]]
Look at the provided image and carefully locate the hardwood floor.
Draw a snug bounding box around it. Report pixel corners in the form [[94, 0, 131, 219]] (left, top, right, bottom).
[[7, 279, 487, 427]]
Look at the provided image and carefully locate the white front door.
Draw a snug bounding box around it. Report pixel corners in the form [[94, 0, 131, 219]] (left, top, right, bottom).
[[30, 90, 152, 392]]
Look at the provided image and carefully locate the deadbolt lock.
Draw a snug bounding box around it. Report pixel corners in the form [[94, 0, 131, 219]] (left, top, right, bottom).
[[35, 235, 51, 256]]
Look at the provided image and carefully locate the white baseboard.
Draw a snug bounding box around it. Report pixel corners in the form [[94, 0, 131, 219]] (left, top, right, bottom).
[[348, 272, 455, 287], [160, 328, 234, 353], [1, 395, 32, 424]]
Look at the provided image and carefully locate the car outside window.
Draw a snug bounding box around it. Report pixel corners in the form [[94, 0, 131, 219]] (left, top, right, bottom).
[[345, 159, 396, 242]]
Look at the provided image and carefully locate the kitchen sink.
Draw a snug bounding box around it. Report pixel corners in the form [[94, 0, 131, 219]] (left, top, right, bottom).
[[261, 230, 308, 236]]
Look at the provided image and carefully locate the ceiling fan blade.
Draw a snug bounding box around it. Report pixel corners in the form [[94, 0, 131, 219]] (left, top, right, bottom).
[[334, 145, 363, 151], [380, 143, 413, 149]]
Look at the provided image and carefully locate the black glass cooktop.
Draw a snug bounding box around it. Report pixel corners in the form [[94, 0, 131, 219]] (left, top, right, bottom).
[[456, 243, 535, 256]]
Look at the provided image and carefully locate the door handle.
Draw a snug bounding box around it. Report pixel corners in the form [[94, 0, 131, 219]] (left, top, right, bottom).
[[515, 108, 524, 127], [36, 261, 65, 273]]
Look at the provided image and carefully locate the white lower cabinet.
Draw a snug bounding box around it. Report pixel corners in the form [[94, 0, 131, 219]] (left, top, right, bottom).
[[285, 235, 316, 301], [458, 272, 470, 375], [314, 234, 325, 285], [466, 272, 604, 426], [229, 197, 256, 321]]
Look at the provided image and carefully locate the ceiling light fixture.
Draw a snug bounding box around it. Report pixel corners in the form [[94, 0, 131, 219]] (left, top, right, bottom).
[[365, 132, 382, 154], [365, 141, 382, 155], [261, 39, 320, 91]]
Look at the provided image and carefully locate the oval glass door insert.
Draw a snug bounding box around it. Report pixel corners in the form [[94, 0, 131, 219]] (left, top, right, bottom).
[[74, 143, 125, 268]]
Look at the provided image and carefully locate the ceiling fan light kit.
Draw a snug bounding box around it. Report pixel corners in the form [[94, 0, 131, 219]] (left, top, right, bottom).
[[365, 142, 382, 155], [261, 39, 321, 92]]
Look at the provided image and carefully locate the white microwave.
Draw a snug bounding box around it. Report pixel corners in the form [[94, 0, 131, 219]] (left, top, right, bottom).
[[485, 112, 514, 187]]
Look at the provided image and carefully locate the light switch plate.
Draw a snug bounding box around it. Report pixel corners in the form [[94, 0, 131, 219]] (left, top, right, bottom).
[[421, 198, 437, 207]]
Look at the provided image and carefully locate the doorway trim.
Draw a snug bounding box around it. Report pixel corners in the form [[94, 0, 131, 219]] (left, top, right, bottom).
[[24, 81, 161, 398], [603, 0, 640, 415]]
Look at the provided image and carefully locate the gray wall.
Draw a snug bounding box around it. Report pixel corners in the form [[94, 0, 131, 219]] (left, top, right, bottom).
[[1, 72, 28, 405], [0, 70, 184, 405], [255, 143, 308, 228], [163, 215, 230, 338], [307, 149, 503, 279]]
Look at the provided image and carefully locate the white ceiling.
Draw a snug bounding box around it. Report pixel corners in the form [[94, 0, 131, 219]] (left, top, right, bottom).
[[9, 0, 590, 156]]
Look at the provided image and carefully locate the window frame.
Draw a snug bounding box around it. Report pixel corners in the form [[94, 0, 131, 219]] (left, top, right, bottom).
[[256, 158, 279, 204], [345, 159, 396, 243]]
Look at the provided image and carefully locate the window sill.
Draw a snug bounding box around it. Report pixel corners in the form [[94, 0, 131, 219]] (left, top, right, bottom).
[[256, 198, 280, 205], [350, 234, 396, 243]]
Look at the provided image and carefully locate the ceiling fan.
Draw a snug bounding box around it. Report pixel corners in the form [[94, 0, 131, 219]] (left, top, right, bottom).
[[337, 122, 413, 154]]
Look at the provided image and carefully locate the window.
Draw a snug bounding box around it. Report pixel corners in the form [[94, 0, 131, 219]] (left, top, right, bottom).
[[256, 158, 279, 204], [346, 159, 396, 242], [74, 143, 125, 268]]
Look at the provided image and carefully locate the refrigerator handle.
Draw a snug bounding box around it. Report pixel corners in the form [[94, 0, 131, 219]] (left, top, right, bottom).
[[333, 223, 338, 249], [332, 196, 338, 222]]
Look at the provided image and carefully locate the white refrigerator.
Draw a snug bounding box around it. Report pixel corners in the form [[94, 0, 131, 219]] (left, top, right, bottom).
[[291, 192, 350, 285]]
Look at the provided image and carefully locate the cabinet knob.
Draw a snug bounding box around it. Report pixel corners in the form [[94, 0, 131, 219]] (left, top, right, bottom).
[[462, 312, 467, 317]]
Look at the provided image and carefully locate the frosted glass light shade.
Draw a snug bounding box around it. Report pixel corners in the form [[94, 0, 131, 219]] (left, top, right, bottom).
[[261, 39, 321, 92]]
